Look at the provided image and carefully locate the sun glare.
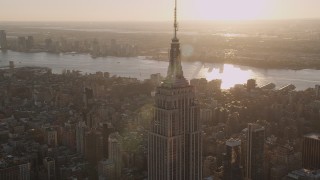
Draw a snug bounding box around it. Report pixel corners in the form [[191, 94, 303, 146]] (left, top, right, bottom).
[[193, 0, 267, 20], [206, 64, 253, 89]]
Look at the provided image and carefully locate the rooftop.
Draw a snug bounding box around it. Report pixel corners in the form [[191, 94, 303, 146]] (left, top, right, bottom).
[[304, 133, 320, 140], [287, 169, 320, 178], [226, 138, 241, 147]]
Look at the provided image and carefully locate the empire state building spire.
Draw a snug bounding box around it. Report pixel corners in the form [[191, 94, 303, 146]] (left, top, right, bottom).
[[148, 2, 202, 178], [174, 0, 178, 39], [164, 0, 188, 87]]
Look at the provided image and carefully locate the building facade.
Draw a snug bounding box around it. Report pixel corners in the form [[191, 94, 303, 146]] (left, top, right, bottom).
[[0, 162, 31, 180], [43, 157, 56, 180], [302, 133, 320, 170], [76, 121, 86, 154], [85, 130, 103, 165], [245, 123, 265, 180], [315, 85, 320, 98], [108, 132, 122, 179], [148, 1, 202, 179], [45, 128, 58, 147], [0, 30, 7, 49], [224, 139, 243, 180]]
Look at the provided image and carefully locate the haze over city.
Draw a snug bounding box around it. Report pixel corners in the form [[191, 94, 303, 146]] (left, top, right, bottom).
[[1, 0, 320, 21], [0, 0, 320, 180]]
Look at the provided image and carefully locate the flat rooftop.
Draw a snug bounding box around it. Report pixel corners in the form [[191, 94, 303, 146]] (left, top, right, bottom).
[[304, 133, 320, 140], [226, 138, 241, 147]]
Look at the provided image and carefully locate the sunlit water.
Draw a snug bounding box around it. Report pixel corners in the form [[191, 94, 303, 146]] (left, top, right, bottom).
[[0, 51, 319, 90]]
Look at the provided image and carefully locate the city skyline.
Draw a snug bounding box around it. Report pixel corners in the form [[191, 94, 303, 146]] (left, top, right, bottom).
[[1, 0, 320, 179], [1, 0, 320, 22]]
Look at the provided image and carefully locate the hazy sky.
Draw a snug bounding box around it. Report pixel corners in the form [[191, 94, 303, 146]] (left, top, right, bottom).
[[1, 0, 320, 21]]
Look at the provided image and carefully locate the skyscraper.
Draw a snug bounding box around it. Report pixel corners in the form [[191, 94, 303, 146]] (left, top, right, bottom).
[[245, 123, 265, 180], [102, 122, 115, 159], [76, 121, 86, 154], [302, 133, 320, 170], [0, 30, 7, 49], [315, 85, 320, 98], [85, 130, 103, 165], [45, 128, 58, 147], [223, 139, 243, 180], [148, 1, 202, 179], [108, 132, 123, 179], [43, 157, 56, 180]]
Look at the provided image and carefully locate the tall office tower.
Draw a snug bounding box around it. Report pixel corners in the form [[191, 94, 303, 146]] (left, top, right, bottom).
[[245, 123, 265, 180], [0, 30, 7, 49], [223, 139, 243, 180], [102, 122, 115, 159], [43, 157, 56, 180], [302, 133, 320, 170], [247, 79, 256, 91], [148, 0, 202, 179], [315, 85, 320, 98], [109, 132, 123, 179], [26, 36, 34, 50], [85, 130, 103, 165], [9, 61, 14, 73], [76, 121, 86, 154], [18, 36, 27, 51]]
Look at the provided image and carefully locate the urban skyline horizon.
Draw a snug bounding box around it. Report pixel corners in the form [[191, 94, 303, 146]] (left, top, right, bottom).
[[2, 0, 320, 21], [0, 0, 319, 179]]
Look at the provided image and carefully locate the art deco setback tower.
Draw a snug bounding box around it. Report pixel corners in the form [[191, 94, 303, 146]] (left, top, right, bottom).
[[148, 1, 202, 179]]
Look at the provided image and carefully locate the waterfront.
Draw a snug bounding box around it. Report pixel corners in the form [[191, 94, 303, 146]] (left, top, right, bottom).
[[1, 50, 319, 90]]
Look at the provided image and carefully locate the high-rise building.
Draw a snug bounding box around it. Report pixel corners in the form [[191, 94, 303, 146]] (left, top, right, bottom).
[[26, 36, 34, 50], [274, 145, 301, 171], [247, 79, 256, 91], [108, 132, 123, 179], [148, 1, 202, 179], [85, 130, 103, 165], [0, 30, 7, 49], [245, 123, 265, 180], [9, 61, 14, 73], [223, 139, 243, 180], [43, 157, 56, 180], [315, 85, 320, 98], [0, 162, 31, 180], [18, 36, 27, 51], [76, 121, 86, 154], [102, 122, 115, 159], [302, 133, 320, 170], [45, 128, 58, 147]]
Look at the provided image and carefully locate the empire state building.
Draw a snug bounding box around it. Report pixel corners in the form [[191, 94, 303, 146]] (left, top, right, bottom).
[[148, 1, 202, 179]]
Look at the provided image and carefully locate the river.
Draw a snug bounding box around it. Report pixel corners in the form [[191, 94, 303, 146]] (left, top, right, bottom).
[[0, 50, 319, 90]]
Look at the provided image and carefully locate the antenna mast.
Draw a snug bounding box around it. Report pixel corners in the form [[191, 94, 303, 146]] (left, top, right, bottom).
[[174, 0, 178, 39]]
